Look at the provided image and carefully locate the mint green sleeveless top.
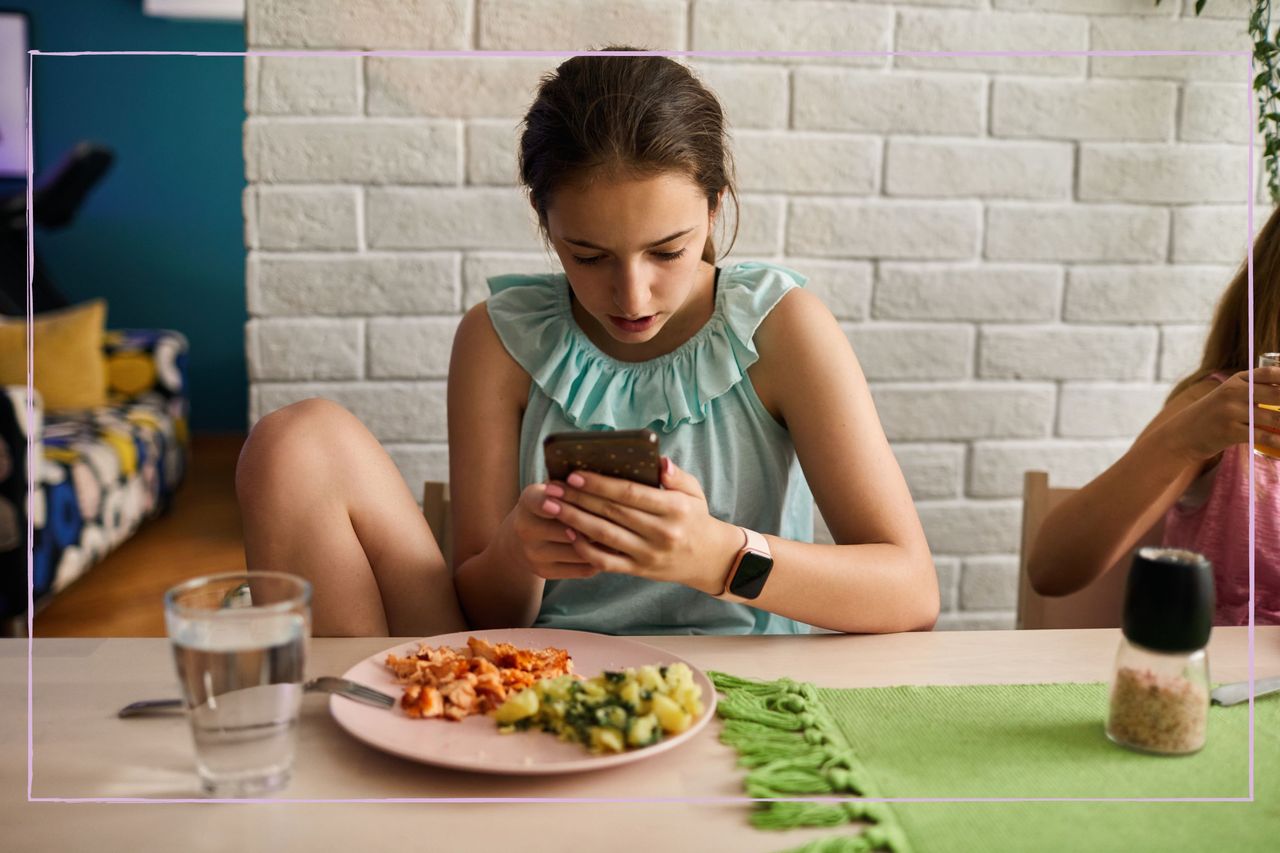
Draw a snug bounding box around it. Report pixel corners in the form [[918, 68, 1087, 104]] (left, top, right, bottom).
[[485, 261, 813, 635]]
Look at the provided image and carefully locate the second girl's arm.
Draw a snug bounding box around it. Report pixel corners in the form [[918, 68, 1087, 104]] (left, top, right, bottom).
[[742, 289, 939, 634], [448, 303, 543, 628]]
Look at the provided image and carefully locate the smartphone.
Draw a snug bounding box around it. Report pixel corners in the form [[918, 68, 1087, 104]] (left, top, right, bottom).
[[543, 429, 662, 488]]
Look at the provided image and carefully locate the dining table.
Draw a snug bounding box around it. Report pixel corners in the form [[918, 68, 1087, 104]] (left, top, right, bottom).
[[3, 626, 1277, 852]]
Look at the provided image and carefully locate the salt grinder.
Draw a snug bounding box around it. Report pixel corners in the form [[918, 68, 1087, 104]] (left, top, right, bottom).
[[1106, 547, 1215, 755]]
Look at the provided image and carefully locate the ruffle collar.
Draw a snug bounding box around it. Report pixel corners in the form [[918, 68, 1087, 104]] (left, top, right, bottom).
[[485, 261, 805, 433]]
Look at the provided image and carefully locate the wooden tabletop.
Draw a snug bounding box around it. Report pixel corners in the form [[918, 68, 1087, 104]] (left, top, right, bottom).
[[4, 628, 1277, 852]]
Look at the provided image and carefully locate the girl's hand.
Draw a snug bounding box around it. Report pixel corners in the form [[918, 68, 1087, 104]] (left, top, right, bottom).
[[499, 482, 600, 580], [541, 458, 743, 595], [1164, 366, 1280, 462]]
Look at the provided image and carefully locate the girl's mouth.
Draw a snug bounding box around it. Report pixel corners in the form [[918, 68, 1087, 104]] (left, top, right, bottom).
[[608, 315, 657, 333]]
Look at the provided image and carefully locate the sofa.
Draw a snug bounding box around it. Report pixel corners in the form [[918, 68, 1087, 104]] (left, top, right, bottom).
[[0, 328, 190, 628]]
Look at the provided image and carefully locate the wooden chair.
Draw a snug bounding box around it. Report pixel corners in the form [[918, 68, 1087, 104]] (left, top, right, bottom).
[[422, 481, 452, 567], [1016, 470, 1164, 629]]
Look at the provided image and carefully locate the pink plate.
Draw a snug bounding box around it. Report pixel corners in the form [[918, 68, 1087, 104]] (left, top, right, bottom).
[[330, 628, 717, 775]]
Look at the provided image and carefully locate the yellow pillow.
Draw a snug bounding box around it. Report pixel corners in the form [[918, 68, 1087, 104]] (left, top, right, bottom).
[[0, 300, 108, 411]]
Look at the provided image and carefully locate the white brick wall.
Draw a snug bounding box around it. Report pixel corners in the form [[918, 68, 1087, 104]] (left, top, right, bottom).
[[244, 0, 1259, 630]]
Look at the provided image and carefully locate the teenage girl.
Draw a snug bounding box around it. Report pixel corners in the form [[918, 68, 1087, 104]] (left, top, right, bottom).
[[237, 51, 939, 637], [1028, 206, 1280, 626]]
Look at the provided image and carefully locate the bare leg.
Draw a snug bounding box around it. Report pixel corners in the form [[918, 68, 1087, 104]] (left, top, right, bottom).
[[235, 398, 467, 637]]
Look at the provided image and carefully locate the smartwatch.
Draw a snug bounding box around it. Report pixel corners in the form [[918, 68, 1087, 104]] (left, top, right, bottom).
[[717, 527, 774, 600]]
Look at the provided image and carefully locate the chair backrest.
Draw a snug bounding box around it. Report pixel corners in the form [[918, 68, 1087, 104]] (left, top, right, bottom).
[[422, 481, 452, 568], [1016, 470, 1164, 630]]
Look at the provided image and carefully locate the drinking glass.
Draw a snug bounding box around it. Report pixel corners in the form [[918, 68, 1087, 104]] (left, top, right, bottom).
[[164, 572, 311, 797], [1255, 353, 1280, 459]]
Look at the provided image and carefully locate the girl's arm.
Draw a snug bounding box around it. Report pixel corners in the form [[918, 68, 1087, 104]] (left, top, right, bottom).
[[1026, 370, 1280, 597], [449, 303, 604, 628], [745, 288, 939, 633]]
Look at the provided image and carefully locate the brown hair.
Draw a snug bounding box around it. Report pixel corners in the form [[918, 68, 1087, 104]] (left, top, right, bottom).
[[517, 47, 739, 264], [1167, 205, 1280, 401]]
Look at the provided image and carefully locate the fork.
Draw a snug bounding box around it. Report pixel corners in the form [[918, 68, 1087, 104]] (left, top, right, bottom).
[[117, 676, 396, 718]]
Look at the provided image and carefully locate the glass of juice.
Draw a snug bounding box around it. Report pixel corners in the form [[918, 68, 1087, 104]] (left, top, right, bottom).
[[1255, 353, 1280, 459], [164, 572, 311, 797]]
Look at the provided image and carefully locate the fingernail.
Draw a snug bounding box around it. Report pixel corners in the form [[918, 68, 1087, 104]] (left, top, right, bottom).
[[567, 473, 586, 488], [564, 527, 577, 542], [661, 457, 671, 473], [542, 499, 561, 515], [545, 483, 564, 498]]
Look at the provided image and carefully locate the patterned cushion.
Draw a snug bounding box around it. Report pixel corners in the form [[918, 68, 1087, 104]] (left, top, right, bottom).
[[0, 329, 189, 620]]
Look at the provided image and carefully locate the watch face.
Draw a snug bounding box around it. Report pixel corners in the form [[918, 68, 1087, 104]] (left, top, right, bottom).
[[730, 550, 773, 600]]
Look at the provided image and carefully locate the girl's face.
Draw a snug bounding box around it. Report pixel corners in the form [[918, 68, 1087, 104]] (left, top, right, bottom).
[[543, 171, 718, 360]]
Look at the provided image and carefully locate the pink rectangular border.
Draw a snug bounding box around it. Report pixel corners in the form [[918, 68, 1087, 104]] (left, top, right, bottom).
[[24, 47, 1259, 806]]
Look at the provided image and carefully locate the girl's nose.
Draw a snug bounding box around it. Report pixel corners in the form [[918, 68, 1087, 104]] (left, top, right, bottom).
[[613, 265, 651, 316]]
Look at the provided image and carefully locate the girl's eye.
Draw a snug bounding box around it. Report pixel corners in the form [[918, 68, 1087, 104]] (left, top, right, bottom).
[[572, 255, 604, 266], [653, 249, 686, 262]]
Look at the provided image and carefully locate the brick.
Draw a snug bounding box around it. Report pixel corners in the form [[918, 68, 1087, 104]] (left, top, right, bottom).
[[256, 186, 359, 251], [916, 500, 1023, 555], [995, 0, 1176, 13], [248, 0, 468, 49], [896, 10, 1087, 76], [255, 57, 360, 116], [368, 317, 463, 379], [244, 56, 259, 115], [1172, 205, 1256, 264], [985, 204, 1168, 262], [1161, 325, 1211, 382], [384, 443, 452, 497], [479, 0, 686, 50], [935, 611, 1016, 631], [842, 323, 974, 381], [1091, 18, 1250, 82], [365, 188, 542, 251], [253, 381, 448, 442], [794, 68, 984, 136], [788, 200, 980, 260], [466, 120, 520, 186], [734, 131, 879, 195], [875, 264, 1061, 322], [246, 318, 363, 381], [934, 557, 960, 612], [248, 253, 460, 316], [242, 186, 257, 250], [872, 383, 1056, 441], [891, 443, 966, 500], [1064, 266, 1231, 323], [1181, 83, 1255, 144], [980, 326, 1158, 381], [790, 259, 872, 321], [991, 79, 1176, 142], [959, 557, 1020, 611], [884, 139, 1072, 200], [366, 57, 555, 118], [462, 252, 561, 310], [686, 62, 789, 129], [1182, 0, 1249, 18], [1057, 383, 1171, 438], [692, 0, 891, 67], [1079, 144, 1250, 204], [721, 195, 785, 257], [245, 120, 460, 184], [968, 439, 1131, 498]]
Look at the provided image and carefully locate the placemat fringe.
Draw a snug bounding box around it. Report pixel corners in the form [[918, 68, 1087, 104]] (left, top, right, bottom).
[[709, 670, 910, 853]]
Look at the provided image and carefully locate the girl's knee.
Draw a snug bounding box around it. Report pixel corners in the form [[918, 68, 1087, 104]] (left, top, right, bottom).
[[236, 398, 364, 497]]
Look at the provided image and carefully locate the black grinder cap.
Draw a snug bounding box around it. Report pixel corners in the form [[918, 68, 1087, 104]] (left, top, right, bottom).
[[1122, 547, 1215, 653]]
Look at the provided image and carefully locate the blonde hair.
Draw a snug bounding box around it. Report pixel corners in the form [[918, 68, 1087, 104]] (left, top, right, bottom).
[[1167, 205, 1280, 401]]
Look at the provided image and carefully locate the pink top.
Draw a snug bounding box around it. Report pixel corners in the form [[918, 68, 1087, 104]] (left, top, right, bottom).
[[1161, 380, 1280, 625]]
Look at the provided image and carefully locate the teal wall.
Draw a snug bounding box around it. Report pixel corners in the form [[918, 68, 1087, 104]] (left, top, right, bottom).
[[3, 1, 247, 433]]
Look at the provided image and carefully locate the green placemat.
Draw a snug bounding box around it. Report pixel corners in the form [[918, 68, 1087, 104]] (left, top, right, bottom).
[[710, 673, 1279, 853]]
